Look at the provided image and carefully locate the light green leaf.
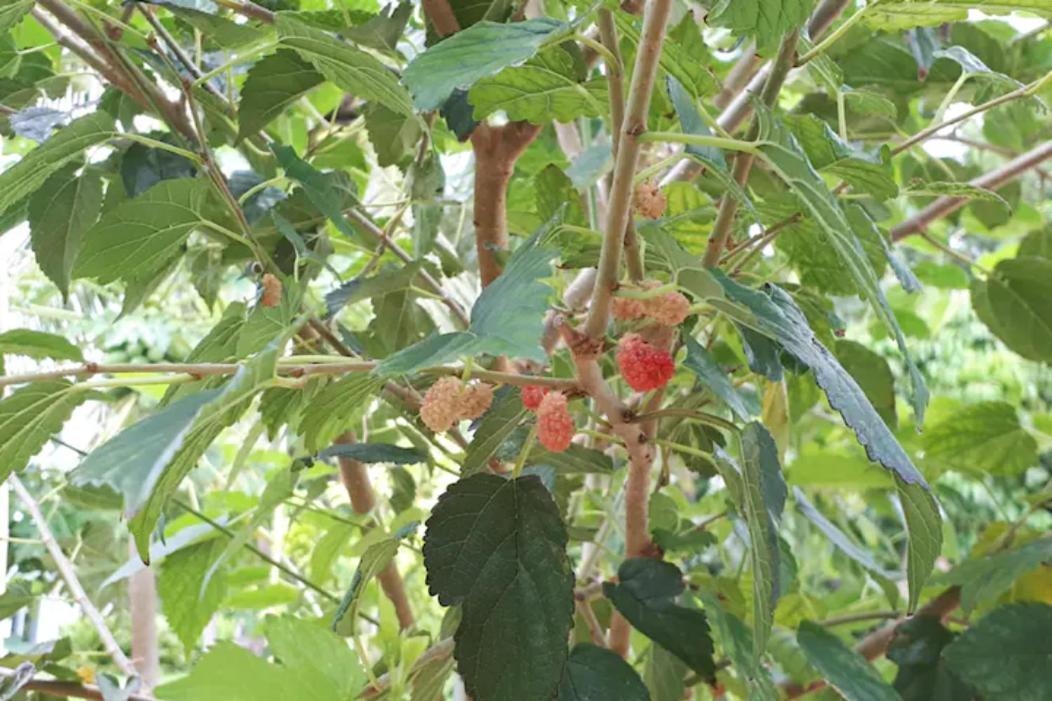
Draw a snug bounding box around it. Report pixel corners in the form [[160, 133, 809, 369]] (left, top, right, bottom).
[[317, 442, 425, 465], [0, 329, 82, 364], [603, 558, 716, 679], [469, 46, 607, 124], [74, 178, 211, 285], [156, 643, 291, 701], [0, 0, 33, 33], [363, 103, 423, 168], [0, 381, 90, 482], [709, 0, 813, 50], [299, 374, 382, 453], [423, 474, 573, 701], [897, 479, 942, 613], [331, 536, 400, 636], [28, 164, 103, 299], [0, 112, 114, 216], [797, 621, 898, 701], [264, 616, 366, 701], [866, 1, 1051, 31], [923, 401, 1037, 475], [403, 18, 571, 111], [237, 50, 323, 142], [942, 603, 1052, 701], [697, 589, 778, 700], [902, 181, 1009, 205], [941, 537, 1052, 613], [158, 538, 228, 653], [786, 114, 898, 201], [557, 644, 649, 701], [275, 14, 413, 116], [528, 444, 614, 475], [615, 15, 717, 98], [972, 256, 1052, 364]]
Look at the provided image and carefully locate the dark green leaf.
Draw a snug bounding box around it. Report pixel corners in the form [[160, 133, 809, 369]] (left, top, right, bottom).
[[363, 102, 423, 168], [887, 616, 975, 701], [787, 115, 897, 201], [317, 442, 425, 465], [299, 374, 382, 453], [835, 340, 897, 429], [404, 18, 571, 111], [940, 537, 1052, 613], [529, 444, 614, 475], [557, 644, 649, 701], [120, 141, 197, 198], [0, 381, 89, 482], [331, 529, 412, 636], [797, 620, 898, 701], [28, 164, 103, 299], [971, 256, 1052, 364], [897, 479, 942, 613], [423, 474, 573, 701], [603, 558, 715, 679], [237, 51, 323, 142], [462, 387, 527, 476], [942, 603, 1052, 701], [0, 0, 33, 33], [794, 487, 896, 578], [683, 336, 752, 421]]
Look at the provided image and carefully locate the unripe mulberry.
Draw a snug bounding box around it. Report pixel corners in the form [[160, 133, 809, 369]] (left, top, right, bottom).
[[617, 333, 675, 391], [459, 382, 494, 420], [536, 392, 574, 452], [633, 182, 667, 219], [420, 376, 463, 433], [521, 385, 548, 411], [260, 273, 282, 307], [643, 291, 691, 326], [612, 296, 646, 321]]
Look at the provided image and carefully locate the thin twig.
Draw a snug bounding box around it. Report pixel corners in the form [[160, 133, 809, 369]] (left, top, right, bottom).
[[10, 476, 138, 679], [0, 667, 155, 701]]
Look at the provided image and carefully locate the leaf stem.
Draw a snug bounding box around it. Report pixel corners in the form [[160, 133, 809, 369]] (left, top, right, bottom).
[[638, 132, 760, 154], [796, 4, 869, 65]]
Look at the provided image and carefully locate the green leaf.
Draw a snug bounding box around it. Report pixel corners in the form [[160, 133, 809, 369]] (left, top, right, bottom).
[[423, 474, 573, 701], [683, 336, 752, 421], [74, 178, 211, 285], [0, 381, 90, 482], [697, 589, 778, 700], [299, 374, 382, 453], [557, 644, 649, 701], [0, 583, 33, 621], [157, 538, 228, 653], [0, 329, 82, 364], [1019, 228, 1052, 259], [27, 164, 103, 299], [941, 537, 1052, 613], [972, 256, 1052, 364], [363, 103, 423, 169], [376, 229, 557, 374], [614, 15, 717, 99], [341, 2, 412, 54], [317, 442, 425, 465], [157, 642, 294, 701], [529, 444, 614, 475], [709, 273, 928, 488], [403, 18, 571, 111], [264, 615, 367, 701], [835, 340, 897, 429], [602, 558, 716, 679], [794, 487, 896, 579], [462, 387, 527, 476], [902, 181, 1010, 205], [797, 620, 898, 701], [0, 112, 114, 216], [276, 14, 413, 116], [468, 46, 607, 124], [73, 343, 281, 558], [897, 479, 942, 613], [237, 50, 323, 142], [886, 616, 974, 701], [942, 603, 1052, 701], [0, 0, 32, 33], [786, 114, 898, 201], [866, 1, 1051, 31], [709, 0, 812, 51], [736, 422, 785, 657], [120, 141, 197, 198], [755, 110, 927, 422], [272, 144, 360, 241], [923, 401, 1037, 475], [331, 536, 400, 636]]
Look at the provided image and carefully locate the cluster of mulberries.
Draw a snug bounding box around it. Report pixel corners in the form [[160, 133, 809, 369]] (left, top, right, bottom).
[[612, 282, 691, 327], [420, 377, 494, 433], [616, 333, 675, 392], [521, 385, 575, 452], [633, 181, 667, 220]]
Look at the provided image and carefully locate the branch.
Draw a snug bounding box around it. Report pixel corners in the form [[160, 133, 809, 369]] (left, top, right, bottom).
[[213, 0, 275, 24], [10, 476, 139, 679], [421, 0, 461, 36], [890, 140, 1052, 241], [700, 30, 800, 268], [585, 0, 676, 339], [0, 667, 155, 701], [334, 432, 415, 630]]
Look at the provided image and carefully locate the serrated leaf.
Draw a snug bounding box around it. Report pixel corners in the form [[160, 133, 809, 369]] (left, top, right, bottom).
[[710, 273, 928, 487], [603, 558, 716, 679], [403, 18, 571, 111], [376, 228, 557, 374], [786, 114, 897, 201], [0, 0, 32, 33], [469, 46, 607, 124], [0, 381, 89, 481], [74, 178, 210, 285], [942, 603, 1052, 701], [614, 15, 716, 99], [331, 533, 404, 636], [237, 51, 323, 142], [529, 444, 614, 475], [73, 344, 281, 558], [27, 164, 103, 299], [10, 106, 66, 142], [835, 340, 897, 429], [797, 621, 898, 701], [272, 144, 361, 241], [423, 474, 573, 701], [941, 537, 1052, 613], [923, 401, 1037, 475], [462, 387, 527, 476], [341, 2, 412, 54], [683, 336, 752, 421], [276, 14, 413, 116], [697, 589, 778, 700], [120, 141, 197, 198], [709, 0, 812, 51], [971, 256, 1052, 364], [158, 538, 228, 653], [794, 487, 896, 579], [0, 112, 114, 216], [317, 442, 425, 465], [0, 329, 82, 364], [300, 374, 382, 452], [363, 102, 423, 168], [902, 181, 1009, 205], [886, 616, 975, 701], [897, 479, 942, 612], [325, 264, 422, 318], [557, 644, 649, 701]]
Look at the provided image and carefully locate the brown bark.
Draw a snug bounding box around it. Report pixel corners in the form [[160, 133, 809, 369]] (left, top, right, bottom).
[[128, 541, 159, 689], [335, 433, 415, 630]]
